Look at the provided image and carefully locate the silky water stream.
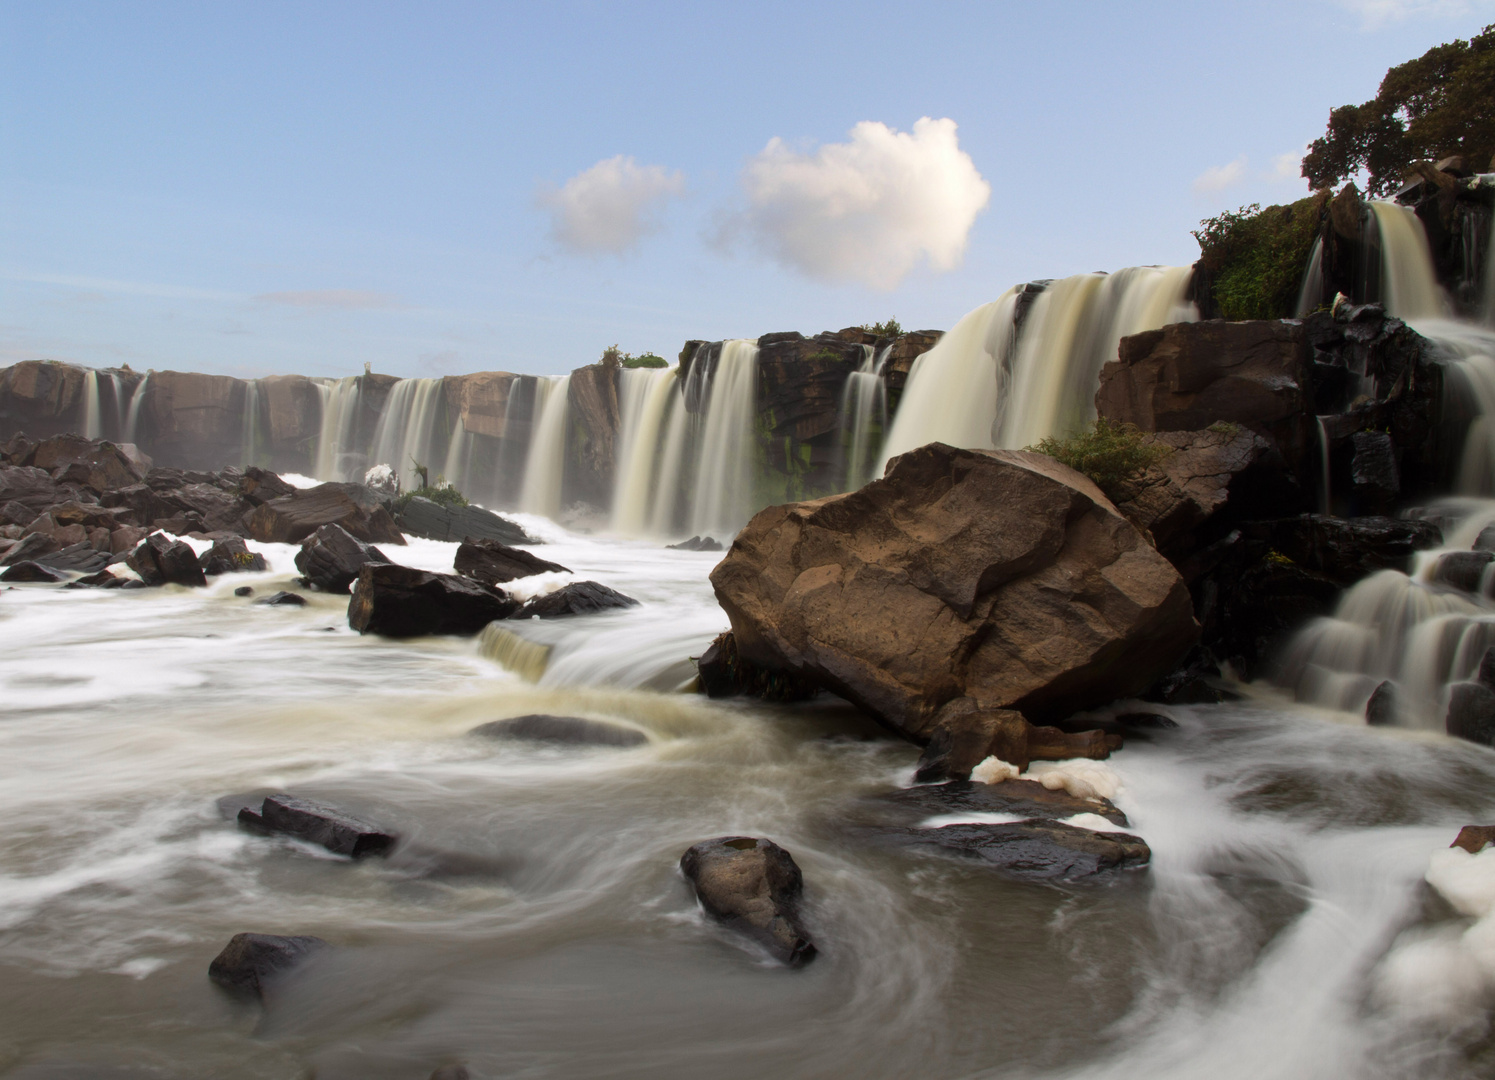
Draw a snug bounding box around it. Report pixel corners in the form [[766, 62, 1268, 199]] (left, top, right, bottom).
[[1, 520, 1493, 1079]]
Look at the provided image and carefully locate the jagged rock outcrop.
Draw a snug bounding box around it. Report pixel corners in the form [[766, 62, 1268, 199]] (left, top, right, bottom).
[[710, 443, 1199, 739], [127, 532, 208, 587], [295, 523, 390, 592], [454, 538, 568, 585], [348, 563, 515, 636]]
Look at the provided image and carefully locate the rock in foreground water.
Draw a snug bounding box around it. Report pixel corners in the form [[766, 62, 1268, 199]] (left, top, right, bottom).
[[198, 536, 266, 575], [515, 580, 637, 618], [126, 532, 207, 587], [348, 563, 516, 636], [397, 496, 533, 545], [454, 538, 569, 585], [470, 714, 648, 747], [208, 932, 329, 999], [710, 443, 1199, 740], [884, 820, 1150, 880], [0, 560, 67, 582], [680, 836, 816, 966], [295, 522, 391, 592], [246, 482, 405, 546], [238, 793, 399, 857]]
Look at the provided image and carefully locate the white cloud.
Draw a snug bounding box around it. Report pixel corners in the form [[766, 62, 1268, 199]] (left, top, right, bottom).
[[728, 117, 990, 291], [538, 155, 685, 255], [1272, 151, 1304, 181], [1336, 0, 1495, 29], [1193, 156, 1248, 193]]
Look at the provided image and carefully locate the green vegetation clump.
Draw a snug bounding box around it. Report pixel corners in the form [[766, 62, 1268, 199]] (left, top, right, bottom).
[[1027, 419, 1172, 501], [393, 484, 468, 513], [622, 353, 667, 369], [859, 319, 902, 337], [1302, 23, 1495, 196], [1193, 195, 1325, 320]]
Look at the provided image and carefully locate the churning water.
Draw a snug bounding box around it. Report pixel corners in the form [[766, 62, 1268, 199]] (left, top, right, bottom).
[[1, 525, 1493, 1079]]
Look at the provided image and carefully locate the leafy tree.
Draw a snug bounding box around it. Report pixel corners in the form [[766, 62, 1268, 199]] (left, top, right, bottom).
[[1302, 24, 1495, 196], [1193, 194, 1326, 320], [622, 353, 668, 368], [859, 319, 903, 337]]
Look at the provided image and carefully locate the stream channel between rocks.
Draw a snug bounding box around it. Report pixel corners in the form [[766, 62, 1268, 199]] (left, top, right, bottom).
[[1, 520, 1493, 1079]]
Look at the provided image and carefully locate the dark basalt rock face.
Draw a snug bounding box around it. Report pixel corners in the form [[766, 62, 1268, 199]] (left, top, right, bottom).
[[295, 523, 390, 593], [880, 820, 1150, 880], [208, 932, 330, 1000], [1446, 647, 1495, 748], [126, 532, 207, 588], [1432, 550, 1494, 593], [696, 630, 821, 702], [198, 536, 266, 576], [395, 496, 533, 545], [680, 836, 816, 967], [237, 793, 399, 857], [348, 562, 516, 636], [454, 538, 568, 586], [514, 580, 637, 618], [667, 535, 724, 552], [469, 714, 649, 747], [247, 482, 405, 546], [0, 560, 67, 583]]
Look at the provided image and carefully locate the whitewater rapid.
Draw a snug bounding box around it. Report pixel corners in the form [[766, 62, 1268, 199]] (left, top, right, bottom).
[[0, 524, 1493, 1079]]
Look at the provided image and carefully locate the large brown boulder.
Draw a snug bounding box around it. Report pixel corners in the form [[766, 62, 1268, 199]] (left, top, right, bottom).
[[246, 483, 405, 545], [348, 563, 515, 636], [710, 443, 1198, 738]]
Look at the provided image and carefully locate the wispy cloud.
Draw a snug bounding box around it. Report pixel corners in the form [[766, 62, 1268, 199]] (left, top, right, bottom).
[[1193, 156, 1248, 193], [1335, 0, 1495, 29], [537, 155, 686, 255], [254, 289, 404, 310], [2, 269, 238, 302], [721, 117, 990, 291]]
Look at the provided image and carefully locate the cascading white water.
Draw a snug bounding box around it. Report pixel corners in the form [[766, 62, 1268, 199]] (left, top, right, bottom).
[[1486, 208, 1495, 326], [1296, 236, 1325, 317], [442, 416, 472, 495], [123, 373, 149, 444], [687, 339, 759, 537], [611, 366, 679, 534], [313, 376, 363, 481], [519, 375, 570, 518], [1316, 416, 1332, 514], [647, 384, 691, 535], [369, 378, 446, 489], [1371, 202, 1452, 321], [80, 370, 102, 439], [239, 379, 261, 466], [880, 266, 1195, 470], [837, 346, 889, 490]]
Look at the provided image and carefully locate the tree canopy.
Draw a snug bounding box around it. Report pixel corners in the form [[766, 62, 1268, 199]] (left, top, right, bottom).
[[1301, 24, 1495, 196]]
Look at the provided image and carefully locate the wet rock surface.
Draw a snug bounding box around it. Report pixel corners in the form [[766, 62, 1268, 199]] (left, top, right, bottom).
[[880, 779, 1130, 828], [237, 793, 399, 857], [680, 836, 816, 967], [126, 532, 207, 587], [254, 590, 307, 607], [198, 536, 266, 576], [667, 535, 723, 552], [454, 538, 568, 586], [515, 580, 637, 618], [0, 560, 67, 583], [711, 443, 1199, 739], [207, 932, 329, 1000], [878, 820, 1150, 880], [469, 714, 648, 747], [395, 497, 532, 545], [295, 523, 391, 593], [912, 697, 1118, 781], [349, 563, 516, 636], [247, 483, 405, 546]]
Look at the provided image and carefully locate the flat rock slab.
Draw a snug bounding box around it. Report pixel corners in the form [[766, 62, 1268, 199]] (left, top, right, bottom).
[[882, 779, 1130, 828], [254, 590, 307, 607], [0, 560, 67, 583], [36, 540, 112, 575], [515, 580, 638, 618], [398, 497, 533, 545], [247, 483, 405, 546], [882, 819, 1150, 880], [469, 714, 648, 747], [238, 793, 399, 857], [349, 562, 516, 636], [208, 932, 329, 999], [680, 836, 816, 967], [454, 538, 568, 586]]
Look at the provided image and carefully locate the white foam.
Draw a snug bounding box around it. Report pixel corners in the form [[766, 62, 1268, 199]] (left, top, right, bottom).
[[1061, 812, 1129, 833], [502, 571, 576, 603], [970, 756, 1020, 784], [1024, 759, 1123, 802], [279, 472, 321, 489], [918, 811, 1027, 828], [1426, 846, 1495, 918]]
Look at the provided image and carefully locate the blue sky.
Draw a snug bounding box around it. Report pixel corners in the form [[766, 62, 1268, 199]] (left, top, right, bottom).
[[3, 0, 1493, 378]]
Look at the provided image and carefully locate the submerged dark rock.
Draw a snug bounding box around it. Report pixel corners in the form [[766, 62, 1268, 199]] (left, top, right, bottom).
[[667, 535, 724, 552], [1365, 681, 1399, 727], [208, 932, 329, 1000], [348, 563, 516, 636], [881, 819, 1150, 879], [514, 580, 637, 618], [1446, 682, 1495, 747], [680, 836, 816, 967], [454, 537, 568, 586], [237, 793, 399, 857], [254, 590, 307, 607], [469, 714, 648, 747], [234, 585, 253, 597], [295, 523, 390, 593]]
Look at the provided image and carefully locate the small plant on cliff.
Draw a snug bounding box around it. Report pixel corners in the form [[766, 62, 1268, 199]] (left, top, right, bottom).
[[859, 319, 903, 337], [1027, 419, 1172, 501], [622, 353, 667, 368], [1193, 195, 1325, 320]]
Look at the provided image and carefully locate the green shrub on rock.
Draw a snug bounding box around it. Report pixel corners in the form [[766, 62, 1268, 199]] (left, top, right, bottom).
[[1027, 419, 1172, 502], [1193, 195, 1327, 321], [622, 353, 668, 369]]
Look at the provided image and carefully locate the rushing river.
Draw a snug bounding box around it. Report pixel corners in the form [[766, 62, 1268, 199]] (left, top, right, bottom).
[[1, 521, 1493, 1079]]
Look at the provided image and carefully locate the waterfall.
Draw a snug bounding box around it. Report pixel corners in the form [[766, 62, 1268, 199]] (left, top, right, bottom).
[[124, 374, 149, 444], [313, 377, 363, 481], [1486, 208, 1495, 326], [107, 374, 125, 439], [1370, 202, 1451, 320], [880, 265, 1195, 470], [239, 379, 262, 466], [80, 370, 102, 439], [648, 384, 692, 535], [1296, 236, 1325, 317], [442, 416, 472, 495], [519, 376, 570, 518], [369, 378, 446, 490], [687, 339, 759, 537], [611, 366, 679, 534], [837, 345, 889, 490], [1316, 416, 1332, 513]]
